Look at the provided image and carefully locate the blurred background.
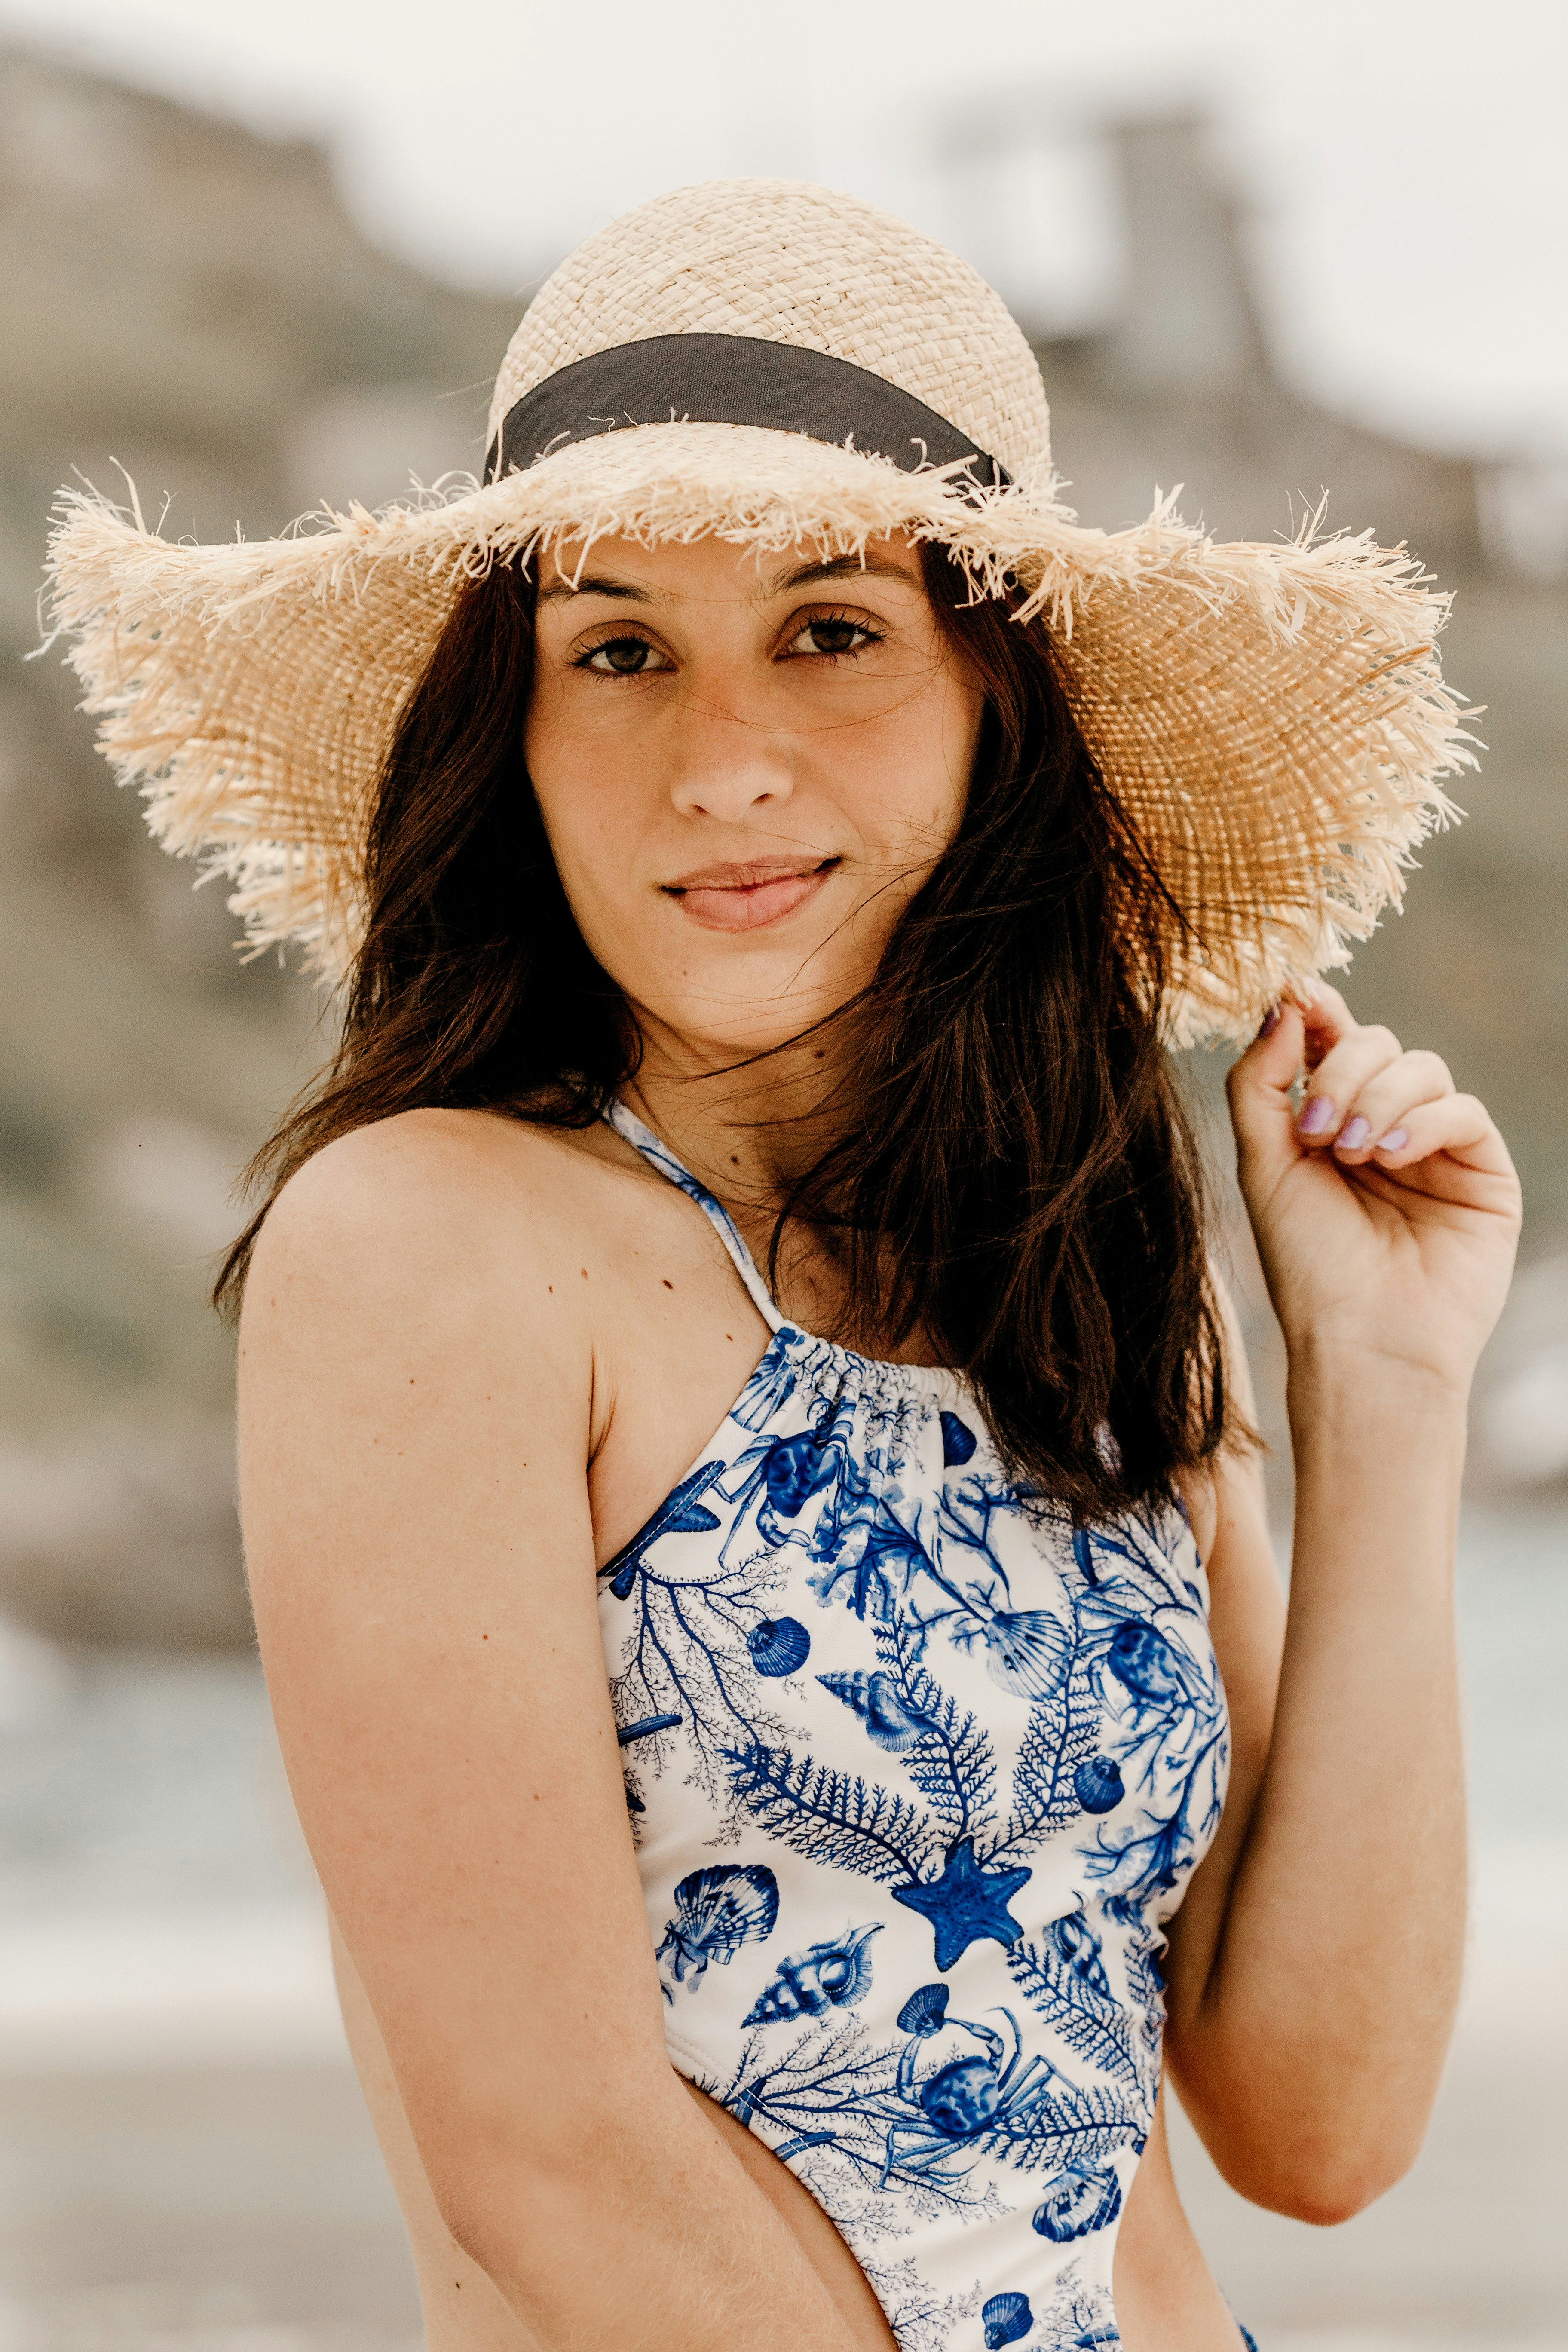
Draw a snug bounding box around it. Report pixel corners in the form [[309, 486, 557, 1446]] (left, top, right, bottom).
[[0, 3, 1563, 2348]]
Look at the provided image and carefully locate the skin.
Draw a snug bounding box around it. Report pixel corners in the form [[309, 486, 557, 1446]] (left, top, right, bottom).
[[239, 534, 1522, 2352]]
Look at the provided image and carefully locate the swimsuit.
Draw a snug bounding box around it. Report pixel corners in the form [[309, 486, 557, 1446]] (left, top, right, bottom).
[[599, 1102, 1235, 2352]]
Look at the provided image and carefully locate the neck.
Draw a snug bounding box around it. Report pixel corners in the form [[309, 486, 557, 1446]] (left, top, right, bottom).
[[619, 1008, 852, 1235], [619, 1002, 942, 1367]]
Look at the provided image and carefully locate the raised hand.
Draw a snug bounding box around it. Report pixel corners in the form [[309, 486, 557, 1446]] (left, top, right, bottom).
[[1225, 986, 1521, 1396]]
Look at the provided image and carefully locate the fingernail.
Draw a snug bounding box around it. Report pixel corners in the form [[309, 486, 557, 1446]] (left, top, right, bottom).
[[1258, 1004, 1281, 1040], [1297, 1095, 1335, 1136], [1375, 1126, 1409, 1152], [1335, 1115, 1370, 1152]]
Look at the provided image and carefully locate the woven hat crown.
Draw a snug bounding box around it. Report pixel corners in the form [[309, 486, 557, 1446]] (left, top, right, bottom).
[[487, 179, 1053, 486]]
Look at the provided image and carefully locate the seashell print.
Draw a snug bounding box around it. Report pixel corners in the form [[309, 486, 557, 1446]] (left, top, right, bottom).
[[818, 1669, 937, 1751], [1047, 1911, 1112, 1996], [940, 1409, 978, 1467], [982, 2289, 1035, 2347], [1073, 1753, 1125, 1814], [657, 1863, 780, 1987], [742, 1923, 883, 2023], [1105, 1620, 1187, 1704], [746, 1616, 812, 1677], [617, 1712, 682, 1746], [897, 1980, 952, 2036], [1031, 2156, 1124, 2242], [976, 1607, 1071, 1701]]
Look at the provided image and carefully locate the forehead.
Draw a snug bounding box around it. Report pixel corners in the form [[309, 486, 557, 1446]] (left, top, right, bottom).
[[532, 531, 926, 603]]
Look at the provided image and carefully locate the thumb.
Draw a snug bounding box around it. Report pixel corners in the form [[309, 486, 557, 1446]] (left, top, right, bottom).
[[1225, 1000, 1307, 1192]]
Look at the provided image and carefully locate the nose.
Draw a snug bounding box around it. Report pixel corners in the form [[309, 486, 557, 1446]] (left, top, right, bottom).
[[665, 695, 795, 821]]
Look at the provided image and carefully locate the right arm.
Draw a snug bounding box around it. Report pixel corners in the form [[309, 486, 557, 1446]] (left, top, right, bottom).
[[239, 1113, 869, 2352]]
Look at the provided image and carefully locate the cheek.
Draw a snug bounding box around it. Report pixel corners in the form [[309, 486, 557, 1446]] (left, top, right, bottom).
[[848, 664, 983, 861], [525, 687, 637, 916]]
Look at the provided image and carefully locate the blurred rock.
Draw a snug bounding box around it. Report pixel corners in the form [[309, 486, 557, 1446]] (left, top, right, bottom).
[[1479, 453, 1568, 586], [989, 117, 1484, 571], [0, 1418, 247, 1648], [91, 1116, 250, 1261], [0, 1609, 72, 1732], [0, 48, 514, 1647], [285, 382, 483, 515]]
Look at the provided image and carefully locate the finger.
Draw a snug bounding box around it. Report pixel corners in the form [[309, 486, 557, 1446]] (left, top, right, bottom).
[[1364, 1093, 1517, 1182], [1297, 982, 1356, 1069], [1228, 999, 1331, 1202], [1227, 998, 1306, 1125], [1295, 1024, 1404, 1148], [1328, 1049, 1456, 1162]]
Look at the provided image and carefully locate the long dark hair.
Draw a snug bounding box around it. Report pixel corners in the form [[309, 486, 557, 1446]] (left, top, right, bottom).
[[217, 544, 1232, 1521]]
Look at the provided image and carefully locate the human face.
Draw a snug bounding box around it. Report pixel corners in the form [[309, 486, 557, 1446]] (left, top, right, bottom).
[[525, 533, 985, 1064]]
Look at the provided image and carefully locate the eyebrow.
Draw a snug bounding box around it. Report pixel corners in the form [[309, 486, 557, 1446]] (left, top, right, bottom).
[[767, 555, 920, 596], [536, 573, 662, 605], [535, 553, 922, 605]]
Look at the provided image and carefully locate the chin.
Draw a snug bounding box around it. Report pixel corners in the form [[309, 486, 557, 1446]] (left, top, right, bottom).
[[661, 999, 837, 1062], [630, 939, 868, 1061]]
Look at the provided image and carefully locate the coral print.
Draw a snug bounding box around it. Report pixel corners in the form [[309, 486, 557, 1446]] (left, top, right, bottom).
[[598, 1103, 1230, 2351]]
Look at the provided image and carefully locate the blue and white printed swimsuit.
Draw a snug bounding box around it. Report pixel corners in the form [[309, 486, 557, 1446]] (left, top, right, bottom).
[[600, 1102, 1231, 2352]]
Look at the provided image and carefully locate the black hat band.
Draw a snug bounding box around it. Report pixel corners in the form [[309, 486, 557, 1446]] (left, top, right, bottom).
[[483, 332, 1008, 491]]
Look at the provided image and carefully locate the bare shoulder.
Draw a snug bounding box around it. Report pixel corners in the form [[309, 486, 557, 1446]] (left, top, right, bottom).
[[245, 1107, 661, 1331], [253, 1106, 611, 1266], [238, 1112, 631, 1588]]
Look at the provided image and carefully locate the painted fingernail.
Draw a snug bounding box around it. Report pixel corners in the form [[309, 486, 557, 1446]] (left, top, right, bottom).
[[1335, 1116, 1370, 1152], [1375, 1127, 1409, 1152], [1258, 1004, 1281, 1040], [1297, 1095, 1335, 1136]]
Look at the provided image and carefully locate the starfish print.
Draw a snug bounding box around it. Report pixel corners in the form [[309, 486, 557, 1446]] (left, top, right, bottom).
[[892, 1835, 1032, 1969]]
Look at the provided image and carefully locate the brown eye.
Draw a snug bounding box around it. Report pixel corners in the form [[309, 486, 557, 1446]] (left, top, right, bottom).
[[788, 615, 878, 658], [581, 636, 669, 675]]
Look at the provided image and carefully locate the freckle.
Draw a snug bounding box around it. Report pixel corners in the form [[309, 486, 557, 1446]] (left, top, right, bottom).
[[725, 1333, 733, 1342], [581, 1267, 588, 1278], [663, 1278, 674, 1289], [548, 1284, 553, 1293]]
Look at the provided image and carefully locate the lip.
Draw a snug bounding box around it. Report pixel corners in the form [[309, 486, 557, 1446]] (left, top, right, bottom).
[[662, 856, 840, 934]]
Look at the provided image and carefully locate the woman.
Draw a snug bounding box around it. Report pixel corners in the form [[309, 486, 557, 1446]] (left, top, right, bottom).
[[51, 183, 1519, 2352]]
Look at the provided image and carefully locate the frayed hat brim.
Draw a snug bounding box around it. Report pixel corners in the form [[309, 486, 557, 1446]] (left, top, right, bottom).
[[45, 420, 1474, 1044]]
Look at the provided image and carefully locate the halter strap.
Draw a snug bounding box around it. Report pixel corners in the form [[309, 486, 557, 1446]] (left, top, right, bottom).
[[603, 1099, 784, 1335]]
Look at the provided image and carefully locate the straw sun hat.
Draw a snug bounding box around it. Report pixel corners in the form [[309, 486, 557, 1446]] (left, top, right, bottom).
[[46, 178, 1471, 1044]]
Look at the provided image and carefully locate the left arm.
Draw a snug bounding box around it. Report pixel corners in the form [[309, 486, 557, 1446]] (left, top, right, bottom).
[[1161, 987, 1521, 2223]]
